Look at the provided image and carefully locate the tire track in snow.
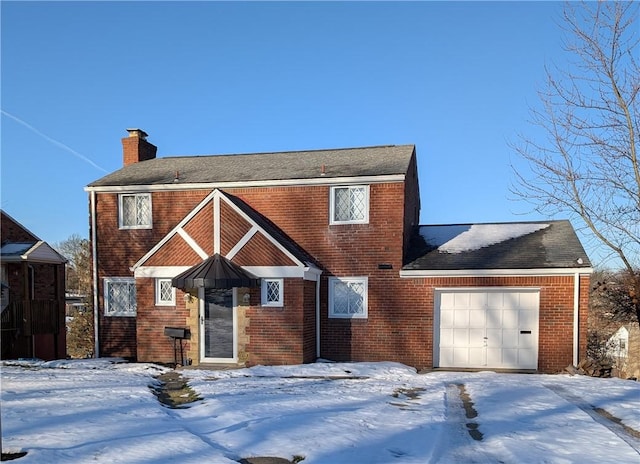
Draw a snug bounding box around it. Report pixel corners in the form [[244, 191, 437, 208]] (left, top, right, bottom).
[[431, 384, 495, 464], [544, 384, 640, 455]]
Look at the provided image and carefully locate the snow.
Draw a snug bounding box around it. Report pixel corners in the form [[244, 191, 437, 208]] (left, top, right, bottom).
[[2, 359, 639, 463], [420, 223, 550, 254]]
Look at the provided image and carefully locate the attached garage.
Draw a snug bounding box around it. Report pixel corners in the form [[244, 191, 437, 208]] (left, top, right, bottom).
[[435, 289, 539, 370], [401, 220, 593, 373]]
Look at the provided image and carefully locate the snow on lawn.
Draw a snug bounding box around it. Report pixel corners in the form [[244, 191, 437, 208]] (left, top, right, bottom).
[[1, 359, 639, 464]]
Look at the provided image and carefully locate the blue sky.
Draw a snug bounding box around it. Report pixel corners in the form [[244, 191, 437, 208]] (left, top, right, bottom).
[[2, 2, 581, 255]]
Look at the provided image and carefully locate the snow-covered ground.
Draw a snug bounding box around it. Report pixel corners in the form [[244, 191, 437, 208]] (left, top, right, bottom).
[[1, 359, 639, 463]]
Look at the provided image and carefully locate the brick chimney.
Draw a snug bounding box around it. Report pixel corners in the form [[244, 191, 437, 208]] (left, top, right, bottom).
[[122, 128, 157, 166]]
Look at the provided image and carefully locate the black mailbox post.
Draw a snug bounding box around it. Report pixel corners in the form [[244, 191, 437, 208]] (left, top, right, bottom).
[[164, 327, 190, 366]]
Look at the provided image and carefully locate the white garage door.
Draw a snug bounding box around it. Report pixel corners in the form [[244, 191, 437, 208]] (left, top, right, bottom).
[[435, 289, 539, 370]]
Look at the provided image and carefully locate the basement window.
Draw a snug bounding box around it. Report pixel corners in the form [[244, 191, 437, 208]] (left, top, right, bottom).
[[119, 193, 152, 229]]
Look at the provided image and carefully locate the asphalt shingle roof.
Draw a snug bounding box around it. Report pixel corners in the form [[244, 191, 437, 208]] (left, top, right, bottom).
[[403, 220, 592, 270], [88, 145, 416, 187]]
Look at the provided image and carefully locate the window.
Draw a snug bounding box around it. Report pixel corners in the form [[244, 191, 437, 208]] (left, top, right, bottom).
[[104, 278, 136, 316], [155, 278, 175, 306], [330, 186, 369, 224], [119, 193, 152, 229], [328, 277, 368, 319], [261, 278, 283, 307]]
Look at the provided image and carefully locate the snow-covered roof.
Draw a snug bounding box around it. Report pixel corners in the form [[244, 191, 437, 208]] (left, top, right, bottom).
[[420, 223, 550, 254], [0, 241, 67, 264], [404, 220, 591, 271]]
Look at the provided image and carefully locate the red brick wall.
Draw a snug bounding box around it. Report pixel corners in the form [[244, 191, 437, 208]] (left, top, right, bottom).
[[318, 274, 589, 373], [246, 279, 309, 365], [302, 280, 318, 363], [93, 180, 588, 373], [135, 278, 191, 364], [93, 190, 211, 358]]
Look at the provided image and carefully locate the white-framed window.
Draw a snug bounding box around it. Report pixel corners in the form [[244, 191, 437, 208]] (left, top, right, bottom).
[[155, 278, 176, 306], [104, 277, 136, 317], [261, 278, 283, 307], [119, 193, 152, 229], [328, 277, 368, 319], [330, 185, 369, 225]]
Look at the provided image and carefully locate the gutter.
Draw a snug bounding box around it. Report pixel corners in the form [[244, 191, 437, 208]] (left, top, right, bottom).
[[90, 190, 100, 358], [83, 174, 406, 194]]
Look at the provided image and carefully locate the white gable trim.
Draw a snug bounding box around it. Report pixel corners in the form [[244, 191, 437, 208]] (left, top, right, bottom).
[[178, 228, 208, 260], [131, 189, 311, 272], [213, 192, 221, 254], [131, 191, 217, 270], [244, 266, 321, 281], [218, 192, 305, 267], [134, 266, 191, 278], [227, 226, 258, 259]]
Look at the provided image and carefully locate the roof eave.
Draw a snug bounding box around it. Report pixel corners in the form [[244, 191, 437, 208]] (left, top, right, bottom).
[[399, 267, 594, 278], [85, 174, 406, 192]]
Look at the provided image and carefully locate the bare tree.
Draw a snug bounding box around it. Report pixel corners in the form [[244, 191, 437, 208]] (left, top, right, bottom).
[[55, 234, 94, 358], [511, 1, 639, 323]]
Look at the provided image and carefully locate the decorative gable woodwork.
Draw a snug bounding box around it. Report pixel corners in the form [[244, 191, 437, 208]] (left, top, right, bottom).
[[133, 189, 305, 275]]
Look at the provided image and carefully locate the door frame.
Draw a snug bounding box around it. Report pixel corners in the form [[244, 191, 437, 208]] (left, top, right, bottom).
[[199, 287, 238, 363], [433, 287, 540, 369]]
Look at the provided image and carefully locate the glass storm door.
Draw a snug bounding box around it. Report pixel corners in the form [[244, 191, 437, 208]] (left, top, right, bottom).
[[200, 288, 236, 363]]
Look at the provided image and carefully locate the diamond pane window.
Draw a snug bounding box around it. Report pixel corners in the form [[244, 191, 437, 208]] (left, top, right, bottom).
[[329, 277, 367, 319], [156, 278, 176, 306], [330, 186, 368, 224], [119, 193, 152, 229], [261, 278, 283, 307], [104, 278, 136, 316]]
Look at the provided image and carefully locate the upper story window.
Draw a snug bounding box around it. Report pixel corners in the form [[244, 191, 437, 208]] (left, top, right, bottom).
[[261, 278, 283, 307], [104, 277, 136, 317], [119, 193, 152, 229], [328, 277, 368, 319], [330, 185, 369, 225], [155, 278, 176, 306]]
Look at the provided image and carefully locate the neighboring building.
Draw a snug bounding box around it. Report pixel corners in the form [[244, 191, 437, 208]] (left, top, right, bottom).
[[606, 324, 640, 379], [1, 210, 67, 360], [85, 129, 593, 372]]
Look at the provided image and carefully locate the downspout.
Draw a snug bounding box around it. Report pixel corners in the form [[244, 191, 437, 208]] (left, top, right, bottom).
[[573, 272, 580, 366], [316, 276, 320, 359], [90, 190, 100, 358]]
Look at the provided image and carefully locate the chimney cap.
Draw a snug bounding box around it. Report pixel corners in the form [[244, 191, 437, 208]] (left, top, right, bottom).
[[126, 128, 149, 140]]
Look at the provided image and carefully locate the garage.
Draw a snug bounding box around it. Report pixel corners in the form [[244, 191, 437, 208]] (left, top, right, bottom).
[[435, 289, 539, 370]]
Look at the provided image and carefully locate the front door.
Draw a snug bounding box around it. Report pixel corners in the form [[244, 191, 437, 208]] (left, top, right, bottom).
[[200, 288, 237, 363]]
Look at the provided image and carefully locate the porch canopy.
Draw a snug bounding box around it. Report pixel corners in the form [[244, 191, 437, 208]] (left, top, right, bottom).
[[171, 253, 261, 289]]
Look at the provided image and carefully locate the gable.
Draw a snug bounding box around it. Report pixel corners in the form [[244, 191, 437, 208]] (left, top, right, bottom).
[[133, 189, 316, 279], [1, 210, 39, 243], [219, 200, 253, 256]]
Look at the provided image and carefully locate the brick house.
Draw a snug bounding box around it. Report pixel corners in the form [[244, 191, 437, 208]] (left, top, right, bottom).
[[85, 129, 592, 372], [1, 210, 67, 360]]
